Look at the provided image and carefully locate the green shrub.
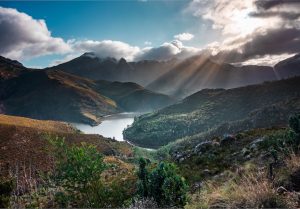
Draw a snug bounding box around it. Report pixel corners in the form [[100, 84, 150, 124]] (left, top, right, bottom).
[[0, 179, 14, 208], [289, 113, 300, 134], [85, 178, 133, 208], [137, 158, 188, 208], [49, 137, 107, 206]]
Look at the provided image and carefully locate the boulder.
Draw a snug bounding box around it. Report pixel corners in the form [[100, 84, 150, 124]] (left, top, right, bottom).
[[194, 141, 217, 154], [220, 134, 236, 146]]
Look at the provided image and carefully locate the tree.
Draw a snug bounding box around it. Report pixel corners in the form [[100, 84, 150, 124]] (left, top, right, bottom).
[[289, 113, 300, 150], [137, 159, 188, 208], [137, 158, 149, 197], [289, 113, 300, 134]]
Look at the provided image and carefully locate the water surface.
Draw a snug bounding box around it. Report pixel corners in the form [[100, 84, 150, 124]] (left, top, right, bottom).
[[73, 112, 139, 141]]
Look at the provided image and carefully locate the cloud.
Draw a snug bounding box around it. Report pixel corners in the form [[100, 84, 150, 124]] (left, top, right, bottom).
[[186, 0, 300, 65], [71, 40, 140, 61], [136, 40, 201, 61], [174, 33, 194, 41], [251, 0, 300, 20], [0, 7, 71, 60]]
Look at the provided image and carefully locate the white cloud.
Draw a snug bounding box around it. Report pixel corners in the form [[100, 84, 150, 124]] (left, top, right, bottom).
[[136, 40, 201, 61], [71, 40, 141, 61], [174, 32, 194, 41], [0, 7, 71, 60]]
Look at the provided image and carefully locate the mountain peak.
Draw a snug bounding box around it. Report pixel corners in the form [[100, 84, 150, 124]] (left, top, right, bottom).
[[81, 52, 97, 59], [119, 57, 127, 63], [0, 56, 24, 68]]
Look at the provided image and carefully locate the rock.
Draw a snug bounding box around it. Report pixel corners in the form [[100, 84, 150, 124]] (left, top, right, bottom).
[[249, 137, 265, 151], [203, 169, 211, 177], [277, 186, 288, 194], [242, 148, 250, 156], [194, 141, 219, 154], [220, 134, 236, 146], [191, 181, 203, 192], [245, 154, 252, 160], [179, 157, 186, 163]]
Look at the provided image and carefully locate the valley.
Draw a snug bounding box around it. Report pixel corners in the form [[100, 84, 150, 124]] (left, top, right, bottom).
[[0, 53, 300, 208], [1, 1, 300, 208]]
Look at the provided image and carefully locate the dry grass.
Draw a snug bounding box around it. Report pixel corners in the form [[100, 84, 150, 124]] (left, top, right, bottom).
[[0, 114, 133, 180], [186, 164, 299, 209], [0, 114, 76, 133]]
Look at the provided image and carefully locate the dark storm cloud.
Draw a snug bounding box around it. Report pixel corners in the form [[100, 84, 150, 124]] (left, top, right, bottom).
[[252, 0, 300, 20], [214, 27, 300, 63], [255, 0, 300, 10]]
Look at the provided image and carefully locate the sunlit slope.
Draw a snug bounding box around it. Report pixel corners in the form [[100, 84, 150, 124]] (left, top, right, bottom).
[[124, 77, 300, 148], [0, 114, 76, 133], [0, 114, 133, 177], [1, 70, 119, 125]]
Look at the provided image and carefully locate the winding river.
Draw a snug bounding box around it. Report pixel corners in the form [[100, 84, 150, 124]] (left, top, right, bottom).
[[73, 112, 140, 141]]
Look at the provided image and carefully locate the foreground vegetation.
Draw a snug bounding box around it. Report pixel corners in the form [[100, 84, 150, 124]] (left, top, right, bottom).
[[2, 112, 300, 208]]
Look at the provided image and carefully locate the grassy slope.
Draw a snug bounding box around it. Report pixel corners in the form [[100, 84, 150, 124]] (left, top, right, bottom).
[[124, 77, 300, 148], [0, 114, 133, 178], [1, 70, 119, 125]]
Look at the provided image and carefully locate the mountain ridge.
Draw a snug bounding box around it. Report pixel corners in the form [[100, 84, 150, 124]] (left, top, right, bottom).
[[0, 57, 174, 125], [124, 76, 300, 148]]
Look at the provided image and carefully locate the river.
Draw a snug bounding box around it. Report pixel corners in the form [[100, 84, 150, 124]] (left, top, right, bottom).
[[73, 112, 140, 141]]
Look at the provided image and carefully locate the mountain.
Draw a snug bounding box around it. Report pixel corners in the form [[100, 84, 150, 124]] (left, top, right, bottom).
[[0, 56, 29, 80], [48, 53, 300, 99], [0, 57, 174, 125], [0, 70, 119, 125], [48, 52, 177, 86], [124, 76, 300, 148], [274, 53, 300, 78], [147, 55, 286, 98], [95, 80, 175, 111]]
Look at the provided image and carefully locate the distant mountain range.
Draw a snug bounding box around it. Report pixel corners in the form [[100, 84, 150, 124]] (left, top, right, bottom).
[[47, 52, 177, 86], [48, 53, 300, 98], [147, 54, 300, 97], [1, 52, 300, 126], [124, 76, 300, 148], [0, 56, 174, 125]]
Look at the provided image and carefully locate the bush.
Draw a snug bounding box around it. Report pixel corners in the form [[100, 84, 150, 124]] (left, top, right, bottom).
[[49, 137, 107, 206], [0, 178, 14, 208], [289, 113, 300, 134], [137, 158, 188, 208]]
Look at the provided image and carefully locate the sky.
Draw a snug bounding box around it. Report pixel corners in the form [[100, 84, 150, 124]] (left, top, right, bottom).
[[0, 0, 300, 68]]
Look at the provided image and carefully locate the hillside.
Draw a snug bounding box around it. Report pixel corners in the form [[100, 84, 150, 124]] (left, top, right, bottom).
[[147, 54, 300, 98], [124, 77, 300, 148], [95, 80, 175, 111], [0, 114, 133, 178], [0, 70, 119, 125], [48, 52, 177, 86], [0, 56, 174, 124], [0, 56, 29, 80], [274, 53, 300, 78]]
